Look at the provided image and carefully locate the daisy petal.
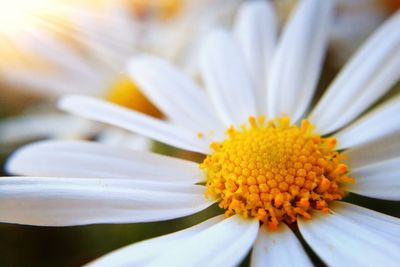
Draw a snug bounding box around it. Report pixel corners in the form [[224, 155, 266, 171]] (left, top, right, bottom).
[[19, 29, 98, 79], [0, 114, 96, 144], [6, 140, 204, 184], [59, 95, 210, 153], [200, 30, 257, 126], [267, 0, 333, 121], [251, 224, 312, 267], [0, 177, 212, 226], [147, 215, 259, 267], [96, 128, 152, 151], [310, 12, 400, 134], [87, 215, 225, 267], [299, 205, 400, 266], [331, 202, 400, 244], [127, 55, 223, 133], [344, 133, 400, 169], [349, 158, 400, 201], [234, 0, 276, 114], [0, 68, 98, 96], [336, 97, 400, 149]]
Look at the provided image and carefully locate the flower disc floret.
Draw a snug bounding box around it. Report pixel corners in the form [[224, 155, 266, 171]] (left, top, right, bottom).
[[106, 75, 161, 117], [201, 116, 353, 229]]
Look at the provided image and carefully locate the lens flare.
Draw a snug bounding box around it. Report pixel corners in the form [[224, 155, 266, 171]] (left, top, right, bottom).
[[0, 0, 63, 34]]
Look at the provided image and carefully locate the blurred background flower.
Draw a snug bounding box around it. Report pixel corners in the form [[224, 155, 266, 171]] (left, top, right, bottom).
[[0, 0, 399, 266], [0, 0, 242, 150]]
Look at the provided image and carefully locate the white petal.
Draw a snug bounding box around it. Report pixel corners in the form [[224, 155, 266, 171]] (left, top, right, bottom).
[[234, 0, 277, 114], [310, 12, 400, 134], [6, 140, 204, 184], [0, 177, 212, 226], [349, 158, 400, 200], [299, 205, 400, 267], [69, 5, 136, 68], [96, 128, 152, 151], [87, 215, 225, 267], [267, 0, 333, 121], [0, 68, 99, 96], [331, 202, 400, 244], [0, 113, 97, 144], [251, 224, 312, 267], [200, 30, 257, 126], [127, 55, 223, 134], [148, 215, 259, 267], [343, 133, 400, 169], [18, 29, 99, 80], [336, 97, 400, 149], [59, 95, 210, 153]]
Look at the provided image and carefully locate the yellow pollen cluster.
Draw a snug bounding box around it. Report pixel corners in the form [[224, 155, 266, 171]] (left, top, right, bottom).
[[201, 116, 353, 230]]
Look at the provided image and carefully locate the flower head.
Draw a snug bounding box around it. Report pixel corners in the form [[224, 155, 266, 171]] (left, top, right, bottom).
[[202, 116, 351, 229], [2, 0, 400, 266]]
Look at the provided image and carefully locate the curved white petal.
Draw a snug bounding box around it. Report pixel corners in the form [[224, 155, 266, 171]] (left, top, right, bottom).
[[0, 69, 98, 96], [0, 177, 212, 226], [234, 0, 276, 114], [18, 29, 99, 80], [6, 140, 204, 184], [349, 158, 400, 200], [96, 128, 152, 151], [0, 113, 97, 144], [59, 95, 210, 153], [299, 205, 400, 266], [267, 0, 333, 121], [310, 12, 400, 134], [336, 97, 400, 149], [69, 4, 137, 68], [344, 133, 400, 169], [251, 224, 312, 267], [87, 215, 225, 267], [200, 30, 257, 126], [127, 55, 223, 133], [331, 202, 400, 244], [147, 215, 259, 267]]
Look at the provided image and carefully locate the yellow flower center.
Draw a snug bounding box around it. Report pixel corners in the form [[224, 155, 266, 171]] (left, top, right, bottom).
[[201, 116, 353, 230], [131, 0, 183, 19], [105, 75, 162, 118]]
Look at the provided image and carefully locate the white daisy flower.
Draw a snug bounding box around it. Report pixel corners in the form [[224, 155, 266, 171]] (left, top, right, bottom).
[[0, 0, 242, 147], [2, 0, 400, 266]]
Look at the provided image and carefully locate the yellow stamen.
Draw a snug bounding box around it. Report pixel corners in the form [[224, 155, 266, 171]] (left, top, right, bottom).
[[105, 75, 162, 118], [201, 116, 353, 230]]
